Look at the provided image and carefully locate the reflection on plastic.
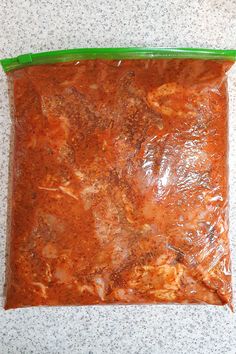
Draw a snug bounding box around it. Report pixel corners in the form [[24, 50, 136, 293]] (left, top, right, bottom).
[[5, 59, 233, 309]]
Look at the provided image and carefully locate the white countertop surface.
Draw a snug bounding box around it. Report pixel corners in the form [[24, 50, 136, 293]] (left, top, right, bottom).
[[1, 1, 236, 353]]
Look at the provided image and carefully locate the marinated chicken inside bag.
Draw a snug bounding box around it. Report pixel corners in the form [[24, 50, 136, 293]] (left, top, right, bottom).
[[6, 59, 233, 309]]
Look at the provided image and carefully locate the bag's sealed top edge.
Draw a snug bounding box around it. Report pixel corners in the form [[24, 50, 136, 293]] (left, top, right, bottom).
[[1, 47, 236, 72]]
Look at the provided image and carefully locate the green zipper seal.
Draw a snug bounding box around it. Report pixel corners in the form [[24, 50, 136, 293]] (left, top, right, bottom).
[[1, 47, 236, 73]]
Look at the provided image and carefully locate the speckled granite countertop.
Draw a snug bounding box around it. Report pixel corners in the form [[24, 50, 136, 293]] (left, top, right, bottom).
[[1, 1, 236, 353]]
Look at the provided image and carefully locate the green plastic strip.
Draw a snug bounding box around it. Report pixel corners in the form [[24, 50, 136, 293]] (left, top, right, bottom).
[[1, 47, 236, 73]]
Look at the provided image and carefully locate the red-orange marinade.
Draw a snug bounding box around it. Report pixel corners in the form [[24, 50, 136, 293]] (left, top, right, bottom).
[[5, 59, 233, 309]]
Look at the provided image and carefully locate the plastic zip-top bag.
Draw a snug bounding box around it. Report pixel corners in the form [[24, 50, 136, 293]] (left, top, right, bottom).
[[1, 48, 235, 309]]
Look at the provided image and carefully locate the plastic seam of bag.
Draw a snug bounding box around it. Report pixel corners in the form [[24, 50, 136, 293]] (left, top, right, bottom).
[[1, 47, 236, 72]]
